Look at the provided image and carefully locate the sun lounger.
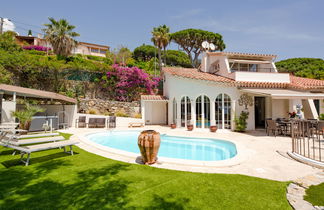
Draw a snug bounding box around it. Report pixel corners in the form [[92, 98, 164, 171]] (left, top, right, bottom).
[[17, 132, 59, 139], [0, 140, 79, 166], [3, 136, 65, 146]]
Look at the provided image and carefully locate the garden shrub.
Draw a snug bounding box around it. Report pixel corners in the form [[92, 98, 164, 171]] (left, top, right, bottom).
[[234, 111, 249, 132], [87, 109, 97, 115], [115, 109, 128, 117]]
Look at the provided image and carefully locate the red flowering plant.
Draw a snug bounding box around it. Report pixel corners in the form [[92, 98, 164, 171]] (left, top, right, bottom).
[[288, 111, 297, 118], [100, 64, 160, 101]]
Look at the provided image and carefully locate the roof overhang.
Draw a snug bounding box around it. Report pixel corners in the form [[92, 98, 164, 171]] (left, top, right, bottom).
[[241, 88, 324, 99], [141, 95, 168, 102], [0, 84, 77, 104]]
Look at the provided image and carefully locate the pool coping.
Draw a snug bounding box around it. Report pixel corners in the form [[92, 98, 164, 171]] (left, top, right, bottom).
[[75, 129, 249, 168]]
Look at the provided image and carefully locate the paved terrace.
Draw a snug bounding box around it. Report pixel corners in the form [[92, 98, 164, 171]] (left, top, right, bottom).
[[61, 126, 322, 181]]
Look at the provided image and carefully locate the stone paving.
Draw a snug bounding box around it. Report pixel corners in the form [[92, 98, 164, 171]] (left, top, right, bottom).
[[286, 172, 324, 210]]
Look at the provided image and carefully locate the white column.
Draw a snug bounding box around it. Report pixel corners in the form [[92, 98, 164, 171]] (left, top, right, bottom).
[[191, 99, 196, 129], [222, 94, 225, 129], [201, 96, 205, 129], [307, 99, 318, 119], [210, 98, 215, 126], [231, 99, 236, 131], [184, 98, 187, 127], [13, 92, 16, 102], [141, 100, 146, 125], [176, 99, 181, 127]]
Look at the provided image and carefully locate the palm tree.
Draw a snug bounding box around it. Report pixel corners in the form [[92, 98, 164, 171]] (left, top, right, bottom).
[[43, 17, 80, 58], [151, 25, 170, 72]]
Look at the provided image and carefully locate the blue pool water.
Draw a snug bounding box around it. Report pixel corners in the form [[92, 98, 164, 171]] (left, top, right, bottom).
[[86, 131, 237, 161]]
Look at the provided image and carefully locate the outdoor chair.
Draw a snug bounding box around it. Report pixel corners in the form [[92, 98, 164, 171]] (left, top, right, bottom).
[[0, 139, 78, 166], [108, 116, 116, 128], [88, 118, 97, 128], [88, 118, 106, 128], [315, 121, 324, 138], [75, 116, 87, 128], [96, 118, 106, 128], [266, 120, 280, 137]]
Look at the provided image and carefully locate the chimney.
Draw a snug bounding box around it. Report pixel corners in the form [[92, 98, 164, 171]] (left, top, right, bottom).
[[201, 52, 209, 73]]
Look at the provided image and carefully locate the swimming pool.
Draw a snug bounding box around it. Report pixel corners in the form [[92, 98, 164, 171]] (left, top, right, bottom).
[[86, 131, 237, 161]]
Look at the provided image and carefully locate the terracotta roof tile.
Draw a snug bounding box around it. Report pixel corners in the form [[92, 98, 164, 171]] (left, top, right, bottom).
[[163, 67, 235, 84], [163, 67, 324, 90], [141, 95, 168, 101]]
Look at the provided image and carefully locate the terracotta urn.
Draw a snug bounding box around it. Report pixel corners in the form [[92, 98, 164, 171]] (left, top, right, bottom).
[[187, 124, 193, 131], [138, 130, 161, 165], [210, 125, 217, 132], [170, 123, 176, 129]]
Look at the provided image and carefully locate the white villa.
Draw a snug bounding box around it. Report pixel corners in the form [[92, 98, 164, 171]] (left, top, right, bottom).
[[141, 52, 324, 130]]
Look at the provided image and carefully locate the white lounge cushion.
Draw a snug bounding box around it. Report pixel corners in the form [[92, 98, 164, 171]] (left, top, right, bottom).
[[8, 136, 65, 146]]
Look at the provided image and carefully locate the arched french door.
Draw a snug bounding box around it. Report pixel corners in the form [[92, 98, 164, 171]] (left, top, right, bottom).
[[196, 95, 210, 128], [181, 96, 191, 127], [215, 94, 231, 129]]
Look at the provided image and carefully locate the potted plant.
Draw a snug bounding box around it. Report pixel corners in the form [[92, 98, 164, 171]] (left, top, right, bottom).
[[170, 122, 176, 129], [210, 124, 217, 132], [187, 120, 193, 131], [11, 103, 45, 132]]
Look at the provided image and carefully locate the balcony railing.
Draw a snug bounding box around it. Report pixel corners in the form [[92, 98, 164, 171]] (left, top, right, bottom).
[[230, 68, 276, 73]]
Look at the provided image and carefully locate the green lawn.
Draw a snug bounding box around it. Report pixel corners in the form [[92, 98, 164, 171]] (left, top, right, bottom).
[[0, 133, 291, 209], [304, 182, 324, 206]]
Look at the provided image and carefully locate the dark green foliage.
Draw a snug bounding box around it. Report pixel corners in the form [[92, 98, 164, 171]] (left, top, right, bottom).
[[0, 31, 21, 52], [276, 58, 324, 79], [319, 114, 324, 120], [171, 28, 225, 67], [304, 182, 324, 206], [0, 133, 291, 209], [234, 111, 249, 132], [164, 50, 192, 67], [133, 44, 156, 61]]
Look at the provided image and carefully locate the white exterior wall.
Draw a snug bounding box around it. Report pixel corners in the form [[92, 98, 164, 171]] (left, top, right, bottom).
[[143, 101, 167, 125], [272, 99, 289, 119], [164, 74, 256, 130], [1, 101, 16, 123]]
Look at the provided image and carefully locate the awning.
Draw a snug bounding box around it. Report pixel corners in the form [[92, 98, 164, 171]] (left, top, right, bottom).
[[141, 95, 168, 102], [0, 84, 77, 103], [241, 88, 324, 99]]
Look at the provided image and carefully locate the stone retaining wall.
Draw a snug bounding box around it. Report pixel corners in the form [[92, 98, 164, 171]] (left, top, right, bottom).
[[78, 99, 140, 116]]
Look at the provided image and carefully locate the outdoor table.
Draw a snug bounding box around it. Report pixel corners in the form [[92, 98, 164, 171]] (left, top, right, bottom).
[[277, 120, 292, 136]]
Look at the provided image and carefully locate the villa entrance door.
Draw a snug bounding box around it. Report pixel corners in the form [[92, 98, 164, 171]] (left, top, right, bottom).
[[255, 97, 265, 129]]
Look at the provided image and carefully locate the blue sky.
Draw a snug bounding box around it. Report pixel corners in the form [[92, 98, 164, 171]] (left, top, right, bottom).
[[1, 0, 323, 60]]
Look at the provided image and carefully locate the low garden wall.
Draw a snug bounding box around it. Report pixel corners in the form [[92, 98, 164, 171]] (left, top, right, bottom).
[[78, 99, 140, 117], [76, 113, 143, 128]]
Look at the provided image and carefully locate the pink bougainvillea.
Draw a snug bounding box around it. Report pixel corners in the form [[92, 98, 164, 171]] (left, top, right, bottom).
[[22, 45, 52, 52], [101, 64, 160, 101]]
